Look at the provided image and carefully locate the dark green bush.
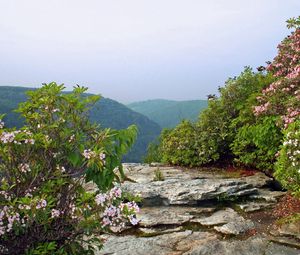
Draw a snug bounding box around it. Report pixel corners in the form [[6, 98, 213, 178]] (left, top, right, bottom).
[[160, 120, 201, 166], [232, 116, 283, 171]]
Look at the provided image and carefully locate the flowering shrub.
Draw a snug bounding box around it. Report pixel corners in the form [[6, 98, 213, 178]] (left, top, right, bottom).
[[275, 120, 300, 197], [0, 83, 138, 254], [254, 17, 300, 129]]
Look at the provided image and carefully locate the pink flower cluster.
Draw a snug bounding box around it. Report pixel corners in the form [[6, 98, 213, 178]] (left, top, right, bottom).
[[282, 108, 300, 128], [83, 149, 106, 164], [287, 65, 300, 79], [254, 27, 300, 128], [253, 102, 270, 116], [262, 81, 281, 95], [0, 206, 26, 236], [0, 130, 35, 144], [95, 187, 140, 231]]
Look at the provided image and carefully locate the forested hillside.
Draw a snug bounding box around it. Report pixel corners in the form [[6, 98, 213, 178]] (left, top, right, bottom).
[[128, 99, 207, 128], [0, 86, 161, 162]]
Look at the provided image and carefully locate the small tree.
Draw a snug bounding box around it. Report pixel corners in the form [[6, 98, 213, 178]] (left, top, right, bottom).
[[0, 83, 139, 254]]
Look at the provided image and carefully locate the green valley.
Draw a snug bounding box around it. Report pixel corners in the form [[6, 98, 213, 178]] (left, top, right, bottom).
[[0, 86, 161, 162], [127, 99, 208, 128]]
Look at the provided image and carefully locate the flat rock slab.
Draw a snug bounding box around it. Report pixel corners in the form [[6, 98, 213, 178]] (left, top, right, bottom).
[[214, 219, 255, 235], [99, 231, 218, 255], [122, 164, 272, 186], [240, 173, 272, 188], [139, 226, 184, 235], [191, 208, 238, 226], [138, 206, 215, 227], [185, 236, 300, 255], [269, 221, 300, 248], [269, 235, 300, 249], [122, 179, 258, 206], [122, 164, 205, 183], [99, 232, 299, 255], [191, 208, 255, 235]]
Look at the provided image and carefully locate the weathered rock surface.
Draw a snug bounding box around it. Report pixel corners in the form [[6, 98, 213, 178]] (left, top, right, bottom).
[[191, 208, 238, 226], [190, 208, 255, 235], [99, 231, 218, 255], [214, 219, 254, 235], [138, 206, 215, 227], [122, 179, 258, 206], [99, 232, 300, 255], [185, 235, 300, 255], [276, 221, 300, 239], [98, 164, 299, 255], [249, 188, 286, 202], [269, 221, 300, 248]]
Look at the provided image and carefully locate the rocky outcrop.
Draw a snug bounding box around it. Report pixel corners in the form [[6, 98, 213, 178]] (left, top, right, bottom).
[[97, 164, 299, 255], [99, 232, 300, 255], [122, 178, 258, 206], [137, 206, 215, 227]]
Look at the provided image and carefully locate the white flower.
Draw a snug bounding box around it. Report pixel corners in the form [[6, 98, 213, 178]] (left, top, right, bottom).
[[19, 163, 31, 173], [51, 209, 61, 218]]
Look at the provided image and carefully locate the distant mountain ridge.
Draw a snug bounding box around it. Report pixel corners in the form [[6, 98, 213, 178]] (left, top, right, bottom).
[[127, 99, 208, 128], [0, 86, 161, 162]]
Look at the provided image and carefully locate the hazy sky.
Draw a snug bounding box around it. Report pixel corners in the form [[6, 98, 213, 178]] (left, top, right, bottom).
[[0, 1, 299, 103]]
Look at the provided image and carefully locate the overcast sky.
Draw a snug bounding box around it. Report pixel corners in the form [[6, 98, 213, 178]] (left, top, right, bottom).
[[0, 1, 299, 103]]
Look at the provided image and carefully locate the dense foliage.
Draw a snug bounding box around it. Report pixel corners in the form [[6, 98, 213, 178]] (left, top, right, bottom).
[[160, 121, 202, 166], [147, 17, 300, 196], [128, 99, 207, 128], [0, 86, 161, 163], [275, 120, 300, 196], [0, 83, 139, 254], [150, 68, 276, 168]]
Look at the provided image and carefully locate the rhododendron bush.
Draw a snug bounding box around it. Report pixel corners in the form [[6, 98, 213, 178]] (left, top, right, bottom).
[[254, 17, 300, 128], [251, 16, 300, 194], [146, 17, 300, 185], [0, 83, 138, 254]]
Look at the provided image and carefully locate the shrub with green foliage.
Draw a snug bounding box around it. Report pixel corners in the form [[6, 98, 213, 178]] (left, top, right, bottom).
[[145, 17, 299, 186], [232, 117, 283, 171], [154, 67, 275, 168], [0, 83, 139, 254], [160, 120, 201, 166], [275, 120, 300, 197]]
